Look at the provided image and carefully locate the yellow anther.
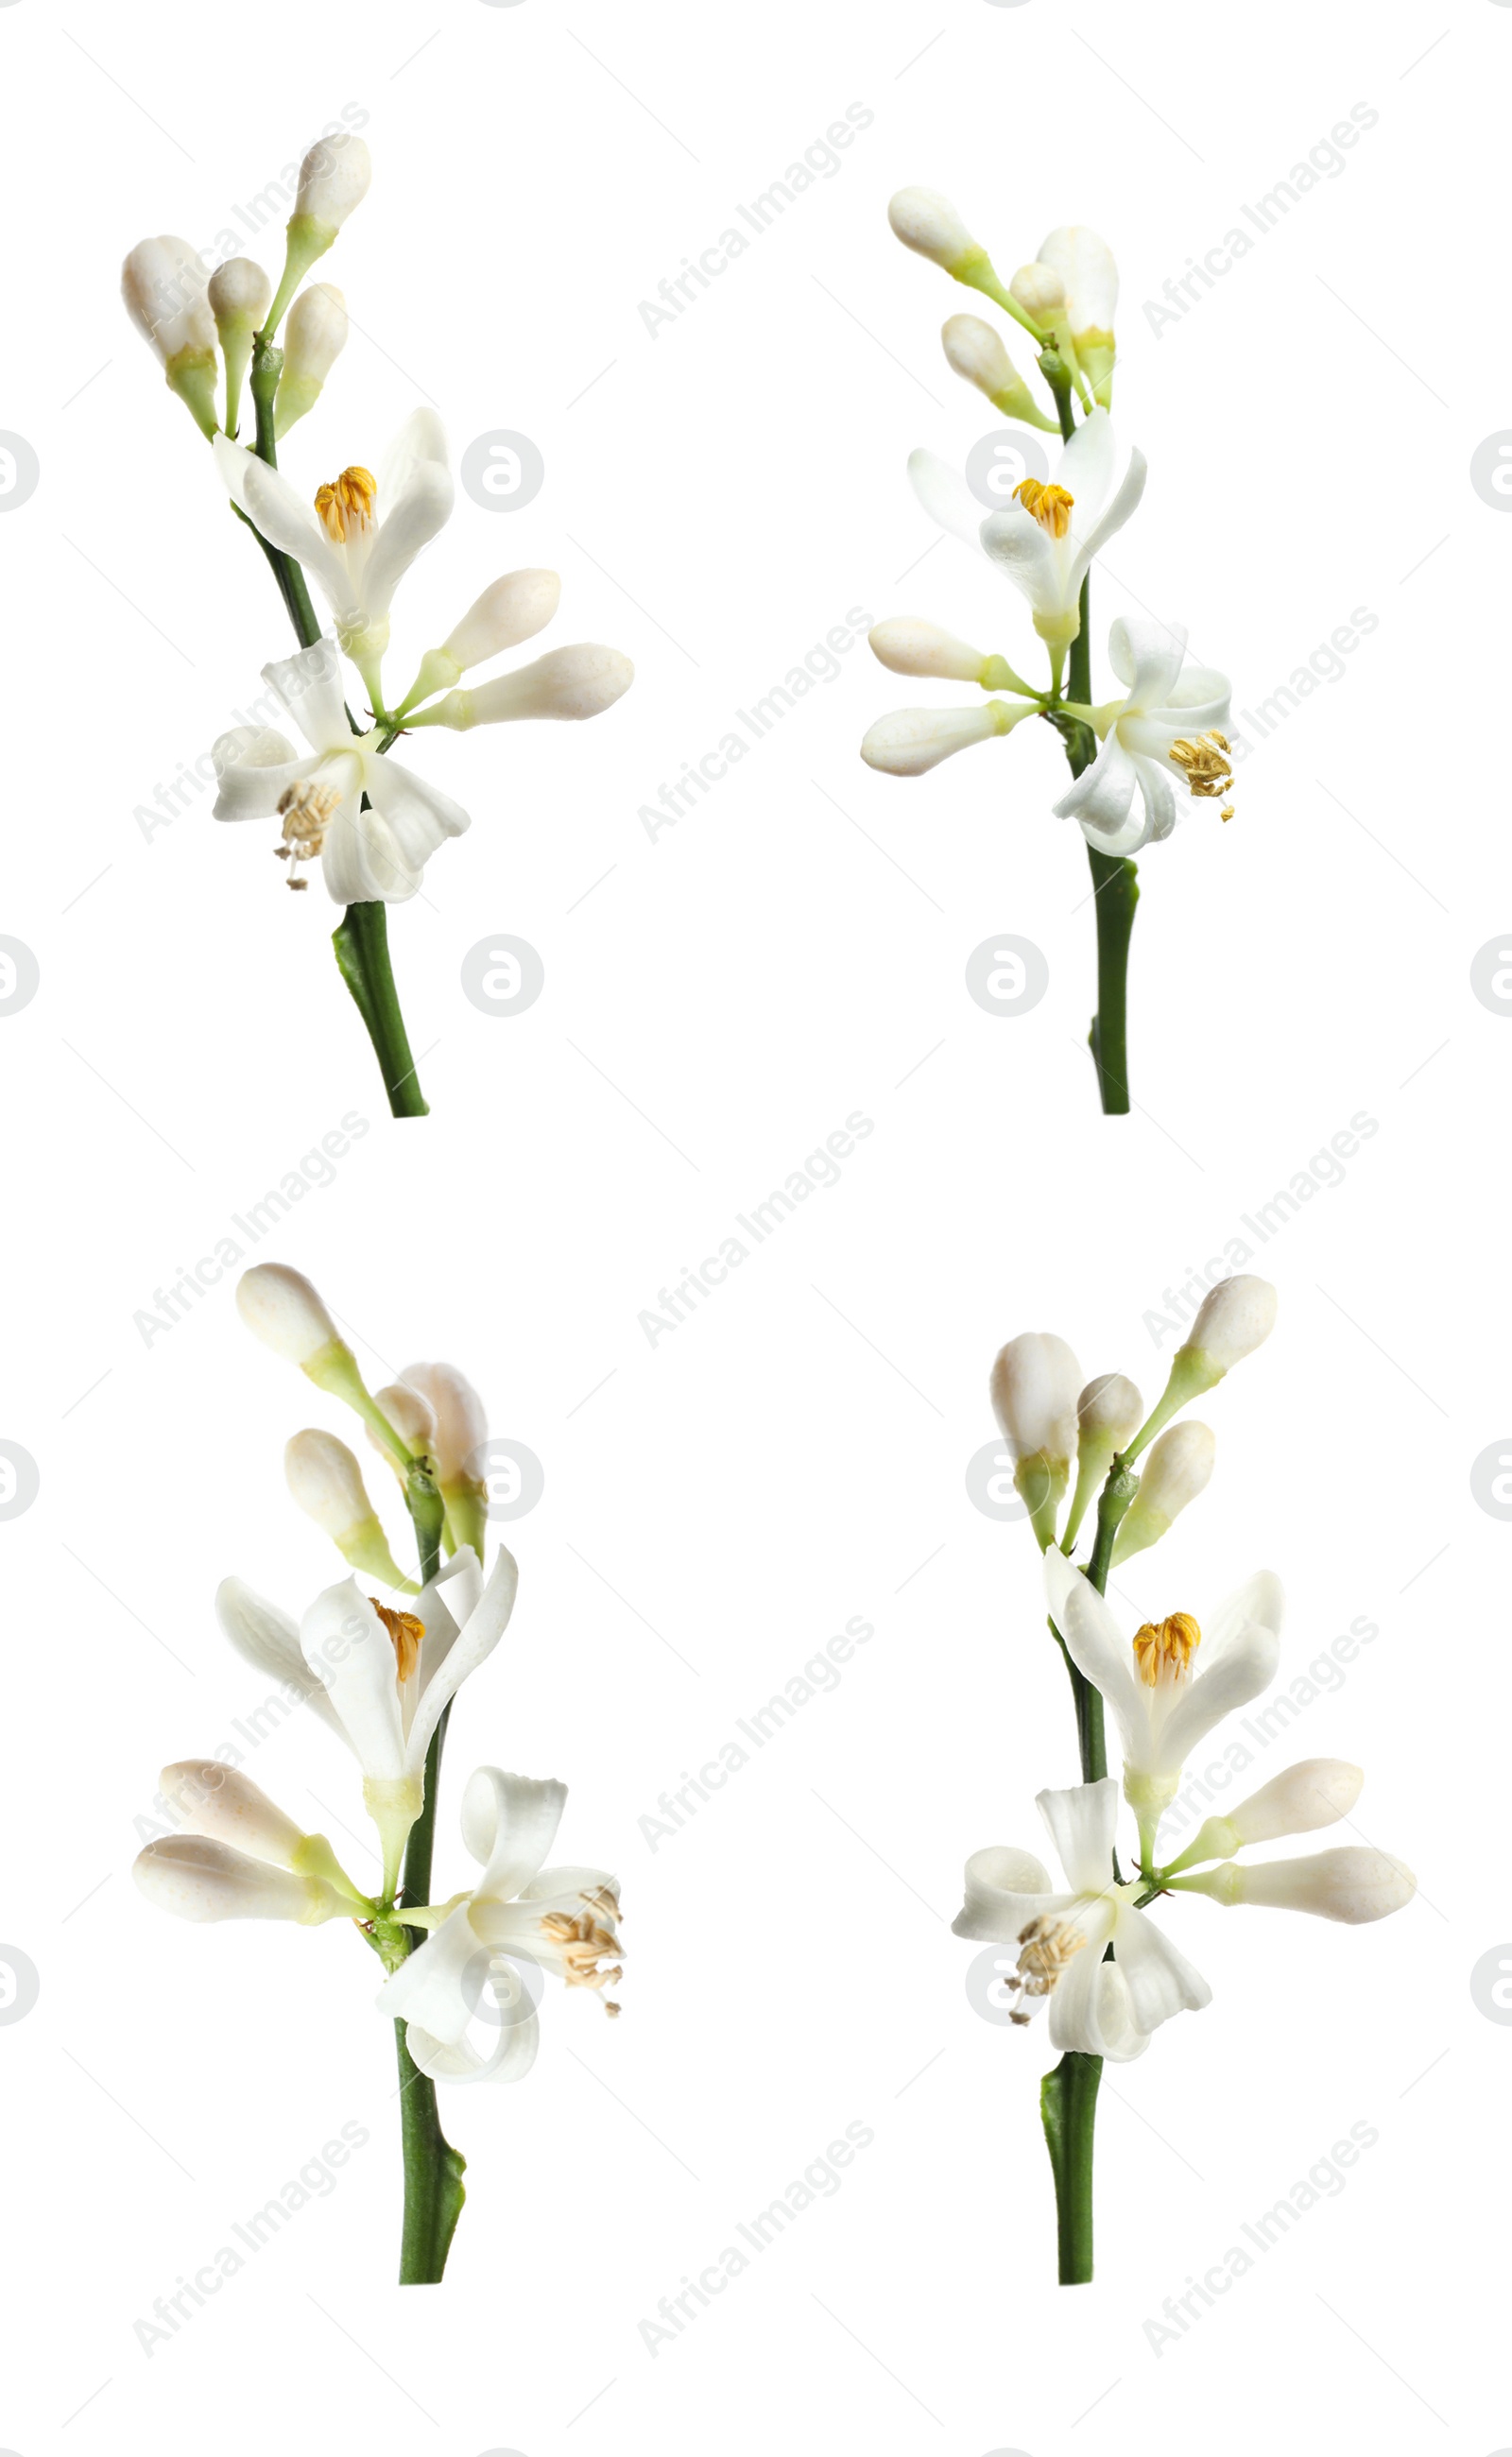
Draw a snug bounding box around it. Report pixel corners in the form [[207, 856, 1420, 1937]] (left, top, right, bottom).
[[1014, 1915, 1087, 1996], [1168, 731, 1234, 800], [1131, 1611, 1202, 1688], [1012, 479, 1075, 539], [369, 1597, 425, 1682], [315, 464, 377, 542]]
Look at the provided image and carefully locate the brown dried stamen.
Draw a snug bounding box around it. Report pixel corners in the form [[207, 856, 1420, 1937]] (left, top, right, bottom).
[[540, 1884, 623, 2016], [1169, 730, 1234, 805], [275, 779, 340, 890]]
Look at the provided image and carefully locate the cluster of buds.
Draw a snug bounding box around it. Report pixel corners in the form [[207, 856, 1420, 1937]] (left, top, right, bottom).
[[121, 134, 369, 438], [887, 188, 1119, 418]]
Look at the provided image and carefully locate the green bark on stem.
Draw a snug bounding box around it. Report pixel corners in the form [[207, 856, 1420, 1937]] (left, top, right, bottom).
[[241, 340, 428, 1119], [393, 1461, 464, 2283], [1041, 1465, 1138, 2281]]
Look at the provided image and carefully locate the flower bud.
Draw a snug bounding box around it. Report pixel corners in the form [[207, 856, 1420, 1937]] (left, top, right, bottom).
[[868, 618, 992, 685], [294, 132, 372, 242], [207, 257, 270, 435], [367, 1382, 439, 1483], [1179, 1845, 1415, 1924], [888, 187, 983, 275], [1166, 1761, 1364, 1874], [1063, 1372, 1143, 1548], [284, 1430, 414, 1588], [1186, 1275, 1277, 1375], [122, 236, 219, 437], [860, 699, 1030, 777], [940, 314, 1057, 431], [401, 571, 563, 712], [1113, 1420, 1214, 1563], [1008, 261, 1067, 331], [133, 1834, 352, 1924], [990, 1332, 1081, 1548], [398, 1363, 487, 1486], [275, 283, 348, 435], [236, 1262, 338, 1366], [410, 644, 634, 729], [160, 1761, 307, 1866], [1038, 226, 1118, 404]]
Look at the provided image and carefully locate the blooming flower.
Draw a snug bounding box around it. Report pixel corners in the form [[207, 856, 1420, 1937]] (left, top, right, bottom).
[[215, 1544, 518, 1892], [212, 638, 470, 901], [954, 1778, 1211, 2061], [378, 1766, 623, 2083], [213, 409, 454, 692], [1053, 616, 1234, 856], [1044, 1551, 1283, 1850], [910, 407, 1146, 655]]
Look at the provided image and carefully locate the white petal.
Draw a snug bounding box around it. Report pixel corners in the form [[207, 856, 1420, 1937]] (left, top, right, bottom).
[[1108, 613, 1187, 712], [1049, 1947, 1148, 2062], [906, 448, 984, 553], [1155, 1609, 1282, 1775], [1041, 1556, 1146, 1765], [1111, 1903, 1211, 2031], [1055, 405, 1115, 524], [1036, 1777, 1121, 1897], [1052, 732, 1139, 843], [403, 2002, 541, 2085], [366, 754, 471, 864], [215, 1577, 345, 1737], [211, 728, 309, 820], [380, 1900, 484, 2042], [262, 639, 350, 755], [410, 1546, 483, 1698], [461, 1766, 569, 1897], [1067, 448, 1146, 600], [951, 1847, 1055, 1942], [300, 1577, 406, 1779], [214, 438, 352, 614], [404, 1545, 519, 1778], [979, 502, 1058, 610], [1129, 751, 1178, 845], [319, 796, 421, 905]]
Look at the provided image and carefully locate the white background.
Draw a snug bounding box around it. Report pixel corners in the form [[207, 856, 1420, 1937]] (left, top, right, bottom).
[[2, 0, 1505, 2449]]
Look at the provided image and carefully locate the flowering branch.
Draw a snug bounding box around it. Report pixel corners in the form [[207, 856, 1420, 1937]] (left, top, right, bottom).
[[965, 1279, 1415, 2285]]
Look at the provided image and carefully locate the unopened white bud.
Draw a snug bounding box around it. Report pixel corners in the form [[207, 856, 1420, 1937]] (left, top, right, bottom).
[[160, 1761, 306, 1866], [414, 645, 633, 729], [236, 1263, 338, 1366], [122, 236, 219, 437], [1009, 261, 1067, 324], [940, 314, 1057, 430], [990, 1332, 1081, 1547], [888, 186, 985, 274], [1038, 225, 1117, 401], [404, 571, 563, 709], [1183, 1845, 1415, 1924], [868, 618, 991, 684], [275, 283, 348, 434], [1113, 1421, 1214, 1563], [1062, 1371, 1143, 1546], [1170, 1761, 1365, 1875], [293, 133, 372, 240], [1184, 1276, 1278, 1378], [368, 1382, 439, 1482], [207, 256, 270, 338], [133, 1834, 351, 1924], [399, 1363, 487, 1487], [860, 699, 1027, 777]]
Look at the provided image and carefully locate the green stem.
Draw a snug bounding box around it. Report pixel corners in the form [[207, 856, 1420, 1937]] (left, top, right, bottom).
[[1040, 1460, 1138, 2282], [1046, 379, 1139, 1118], [239, 342, 427, 1119], [332, 904, 429, 1117], [392, 1463, 464, 2283]]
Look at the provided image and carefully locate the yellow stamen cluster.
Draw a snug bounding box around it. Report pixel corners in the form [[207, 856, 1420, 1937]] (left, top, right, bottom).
[[370, 1597, 425, 1683], [1012, 479, 1075, 539], [1131, 1611, 1202, 1688], [275, 779, 340, 889], [540, 1884, 624, 2016], [315, 464, 377, 542], [1170, 730, 1234, 820]]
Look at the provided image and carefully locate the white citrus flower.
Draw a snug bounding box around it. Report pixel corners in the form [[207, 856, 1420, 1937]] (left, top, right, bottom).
[[211, 638, 469, 902], [1054, 616, 1233, 856], [1043, 1550, 1283, 1851], [910, 407, 1145, 656], [378, 1766, 622, 2083], [215, 1544, 518, 1894], [954, 1777, 1210, 2062]]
